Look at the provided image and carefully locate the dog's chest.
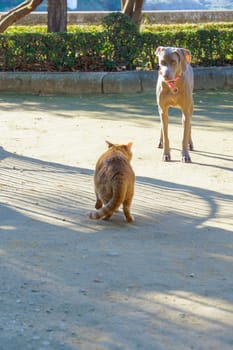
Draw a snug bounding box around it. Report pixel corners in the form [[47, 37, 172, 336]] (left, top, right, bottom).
[[161, 89, 182, 107]]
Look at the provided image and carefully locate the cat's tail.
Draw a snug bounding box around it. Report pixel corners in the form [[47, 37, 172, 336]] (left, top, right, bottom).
[[89, 192, 124, 221]]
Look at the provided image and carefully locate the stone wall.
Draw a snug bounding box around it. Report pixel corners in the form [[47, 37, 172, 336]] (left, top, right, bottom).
[[0, 67, 232, 95], [1, 10, 233, 26]]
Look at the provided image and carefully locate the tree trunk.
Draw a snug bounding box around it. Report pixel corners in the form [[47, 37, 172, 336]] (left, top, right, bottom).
[[47, 0, 67, 33], [122, 0, 144, 27], [131, 0, 144, 26], [123, 0, 134, 17], [0, 0, 43, 33]]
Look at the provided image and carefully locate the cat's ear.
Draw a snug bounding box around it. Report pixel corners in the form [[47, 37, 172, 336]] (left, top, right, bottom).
[[106, 140, 113, 148], [127, 142, 133, 149]]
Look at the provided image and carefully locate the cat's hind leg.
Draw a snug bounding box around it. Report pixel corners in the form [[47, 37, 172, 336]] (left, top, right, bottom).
[[123, 200, 134, 223]]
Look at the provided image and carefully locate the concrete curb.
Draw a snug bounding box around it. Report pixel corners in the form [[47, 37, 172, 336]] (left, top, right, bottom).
[[0, 67, 232, 95]]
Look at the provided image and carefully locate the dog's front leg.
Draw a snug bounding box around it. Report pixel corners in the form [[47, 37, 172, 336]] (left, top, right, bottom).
[[158, 106, 171, 161], [181, 110, 192, 162]]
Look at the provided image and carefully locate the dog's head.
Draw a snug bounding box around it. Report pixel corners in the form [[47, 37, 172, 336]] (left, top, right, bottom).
[[156, 46, 191, 82]]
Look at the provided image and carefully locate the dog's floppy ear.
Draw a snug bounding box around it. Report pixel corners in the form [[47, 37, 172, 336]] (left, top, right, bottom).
[[174, 48, 191, 71], [155, 46, 165, 57], [182, 48, 191, 64]]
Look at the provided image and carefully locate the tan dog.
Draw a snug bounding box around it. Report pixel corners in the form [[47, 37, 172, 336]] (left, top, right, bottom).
[[156, 46, 194, 162]]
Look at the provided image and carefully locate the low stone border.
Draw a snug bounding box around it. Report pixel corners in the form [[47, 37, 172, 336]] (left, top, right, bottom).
[[4, 10, 233, 26], [0, 67, 232, 95]]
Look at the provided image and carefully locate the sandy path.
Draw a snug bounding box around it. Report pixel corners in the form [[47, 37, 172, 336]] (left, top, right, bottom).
[[0, 91, 233, 350]]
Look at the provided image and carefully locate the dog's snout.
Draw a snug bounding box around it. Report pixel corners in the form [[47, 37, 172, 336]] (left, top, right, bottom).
[[164, 72, 170, 80], [161, 69, 173, 81], [159, 63, 174, 81]]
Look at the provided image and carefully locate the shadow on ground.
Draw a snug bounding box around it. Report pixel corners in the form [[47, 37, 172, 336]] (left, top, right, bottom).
[[1, 145, 233, 349], [1, 91, 233, 130]]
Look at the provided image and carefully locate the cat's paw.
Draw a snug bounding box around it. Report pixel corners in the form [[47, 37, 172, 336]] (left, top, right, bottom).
[[95, 199, 103, 209], [125, 215, 134, 223]]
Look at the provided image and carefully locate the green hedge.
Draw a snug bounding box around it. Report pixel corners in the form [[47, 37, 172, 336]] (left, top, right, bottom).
[[140, 27, 233, 69], [0, 21, 233, 71]]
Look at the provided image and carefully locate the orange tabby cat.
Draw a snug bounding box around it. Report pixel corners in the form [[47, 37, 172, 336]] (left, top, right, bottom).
[[89, 141, 135, 222]]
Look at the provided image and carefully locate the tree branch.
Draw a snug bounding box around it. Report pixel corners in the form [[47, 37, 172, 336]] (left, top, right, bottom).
[[0, 0, 43, 33]]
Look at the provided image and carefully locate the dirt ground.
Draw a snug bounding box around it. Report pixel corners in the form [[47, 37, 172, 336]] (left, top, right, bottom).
[[0, 90, 232, 350]]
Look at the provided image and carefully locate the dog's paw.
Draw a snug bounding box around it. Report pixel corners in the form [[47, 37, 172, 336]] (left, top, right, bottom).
[[188, 142, 194, 151], [181, 153, 192, 163], [157, 140, 163, 149], [162, 153, 171, 161]]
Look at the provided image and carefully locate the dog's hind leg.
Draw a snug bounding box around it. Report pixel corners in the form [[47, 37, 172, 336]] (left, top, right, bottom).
[[188, 125, 194, 151], [157, 128, 163, 149]]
